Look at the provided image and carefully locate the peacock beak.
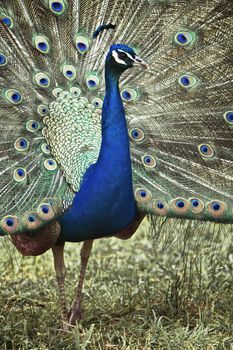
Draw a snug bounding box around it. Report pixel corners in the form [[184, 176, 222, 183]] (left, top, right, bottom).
[[133, 56, 149, 69]]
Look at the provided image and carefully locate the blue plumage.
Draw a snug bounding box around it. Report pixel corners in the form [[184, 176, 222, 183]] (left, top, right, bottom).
[[60, 45, 140, 242]]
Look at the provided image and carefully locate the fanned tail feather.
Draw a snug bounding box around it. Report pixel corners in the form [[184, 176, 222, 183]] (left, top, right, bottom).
[[0, 0, 232, 238], [124, 0, 233, 223]]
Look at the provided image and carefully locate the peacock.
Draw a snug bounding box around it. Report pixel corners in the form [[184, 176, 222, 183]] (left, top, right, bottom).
[[0, 0, 232, 327]]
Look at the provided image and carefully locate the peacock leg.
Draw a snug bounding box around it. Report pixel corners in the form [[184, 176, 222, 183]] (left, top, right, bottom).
[[68, 240, 94, 325], [52, 242, 68, 328]]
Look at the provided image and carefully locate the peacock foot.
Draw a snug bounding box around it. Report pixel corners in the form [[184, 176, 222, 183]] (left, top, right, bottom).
[[68, 301, 83, 325]]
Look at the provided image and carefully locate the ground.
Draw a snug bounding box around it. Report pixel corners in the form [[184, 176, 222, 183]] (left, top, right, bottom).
[[0, 219, 232, 350]]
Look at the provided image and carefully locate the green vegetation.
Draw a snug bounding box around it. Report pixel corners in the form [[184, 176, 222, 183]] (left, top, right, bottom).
[[0, 219, 232, 349]]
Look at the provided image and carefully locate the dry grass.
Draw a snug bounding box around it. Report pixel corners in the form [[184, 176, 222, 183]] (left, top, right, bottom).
[[0, 219, 232, 349]]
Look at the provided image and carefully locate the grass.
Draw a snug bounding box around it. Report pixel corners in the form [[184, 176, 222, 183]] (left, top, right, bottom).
[[0, 219, 232, 350]]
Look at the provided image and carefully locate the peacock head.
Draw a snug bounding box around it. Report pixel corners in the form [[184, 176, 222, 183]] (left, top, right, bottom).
[[106, 44, 148, 74]]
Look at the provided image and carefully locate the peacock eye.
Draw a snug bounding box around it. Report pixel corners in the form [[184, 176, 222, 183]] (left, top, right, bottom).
[[86, 74, 100, 90], [130, 128, 144, 141], [0, 15, 14, 29], [142, 155, 157, 168], [179, 74, 198, 88], [44, 159, 58, 171], [37, 104, 49, 116], [212, 202, 220, 211], [62, 65, 77, 80], [118, 52, 127, 60], [171, 198, 190, 213], [13, 167, 27, 182], [176, 200, 185, 208], [35, 72, 51, 88], [70, 87, 81, 97], [92, 97, 103, 108], [153, 200, 169, 215], [198, 144, 214, 158], [14, 137, 29, 152], [5, 89, 23, 104], [157, 202, 164, 209], [135, 188, 152, 203], [175, 31, 195, 46], [52, 88, 62, 98], [190, 198, 204, 213], [41, 143, 51, 155], [26, 120, 40, 132], [121, 88, 138, 102], [224, 111, 233, 125], [28, 215, 36, 222], [207, 200, 225, 217], [37, 203, 55, 220], [33, 35, 50, 54], [49, 0, 67, 15], [1, 216, 19, 234], [191, 199, 199, 207], [23, 213, 41, 230], [0, 53, 7, 67], [74, 35, 90, 54]]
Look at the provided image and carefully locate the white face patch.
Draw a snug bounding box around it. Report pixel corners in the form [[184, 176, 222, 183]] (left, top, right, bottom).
[[112, 50, 127, 65], [111, 49, 148, 69]]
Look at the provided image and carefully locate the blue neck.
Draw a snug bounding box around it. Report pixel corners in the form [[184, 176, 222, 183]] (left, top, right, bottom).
[[99, 67, 130, 166], [60, 65, 137, 242]]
